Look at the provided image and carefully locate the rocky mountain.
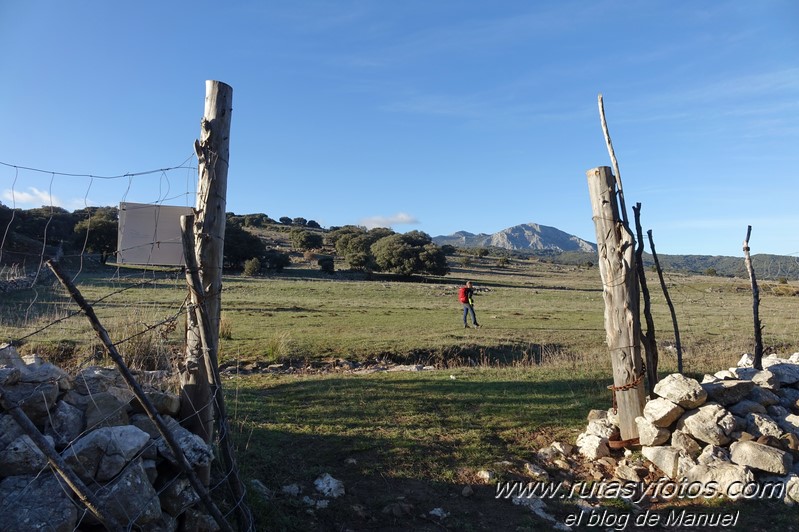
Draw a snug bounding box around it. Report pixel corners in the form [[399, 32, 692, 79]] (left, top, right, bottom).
[[433, 223, 597, 253]]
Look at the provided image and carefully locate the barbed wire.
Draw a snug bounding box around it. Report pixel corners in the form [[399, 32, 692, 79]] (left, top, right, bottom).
[[1, 156, 197, 291], [0, 155, 250, 530], [0, 156, 197, 180]]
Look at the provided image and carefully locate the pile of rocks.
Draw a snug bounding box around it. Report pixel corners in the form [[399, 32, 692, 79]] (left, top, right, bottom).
[[0, 344, 217, 531], [219, 358, 438, 376], [576, 352, 799, 503]]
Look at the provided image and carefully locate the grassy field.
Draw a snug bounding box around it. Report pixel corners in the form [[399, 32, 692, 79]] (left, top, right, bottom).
[[5, 254, 799, 374], [2, 255, 799, 529], [230, 368, 798, 531]]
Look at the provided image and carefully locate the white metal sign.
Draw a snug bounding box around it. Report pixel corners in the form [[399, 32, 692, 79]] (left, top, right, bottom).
[[117, 202, 194, 266]]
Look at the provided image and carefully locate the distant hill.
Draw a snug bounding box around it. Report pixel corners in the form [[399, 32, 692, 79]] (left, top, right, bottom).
[[433, 222, 799, 280], [524, 250, 799, 281], [433, 223, 596, 253]]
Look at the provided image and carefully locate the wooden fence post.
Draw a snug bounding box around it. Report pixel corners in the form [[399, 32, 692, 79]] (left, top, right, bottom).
[[586, 166, 645, 442], [647, 229, 683, 373], [632, 203, 658, 392], [181, 81, 232, 483], [743, 226, 764, 370]]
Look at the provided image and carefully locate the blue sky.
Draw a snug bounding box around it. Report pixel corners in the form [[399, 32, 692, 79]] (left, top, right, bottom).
[[1, 1, 797, 256]]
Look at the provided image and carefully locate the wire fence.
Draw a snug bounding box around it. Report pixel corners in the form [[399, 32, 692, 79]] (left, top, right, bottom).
[[3, 158, 799, 530], [0, 159, 253, 531]]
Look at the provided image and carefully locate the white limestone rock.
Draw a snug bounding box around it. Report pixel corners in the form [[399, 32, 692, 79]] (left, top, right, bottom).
[[643, 397, 684, 427], [641, 446, 683, 479], [731, 367, 780, 390], [671, 429, 702, 459], [683, 462, 755, 500], [745, 412, 783, 438], [701, 379, 756, 406], [761, 357, 799, 385], [654, 373, 707, 409], [730, 440, 793, 475], [748, 386, 781, 407], [576, 432, 610, 460], [677, 402, 736, 446], [635, 416, 670, 446], [586, 418, 619, 440], [727, 399, 767, 417]]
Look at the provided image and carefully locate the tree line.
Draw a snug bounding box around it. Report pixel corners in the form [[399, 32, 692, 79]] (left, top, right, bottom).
[[0, 204, 118, 264], [226, 218, 450, 277], [0, 204, 450, 278]]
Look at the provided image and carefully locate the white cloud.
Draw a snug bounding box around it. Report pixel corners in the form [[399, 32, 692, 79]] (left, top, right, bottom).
[[359, 212, 419, 230], [2, 187, 63, 207]]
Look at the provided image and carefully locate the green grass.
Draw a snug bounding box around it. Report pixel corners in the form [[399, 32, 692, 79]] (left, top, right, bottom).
[[3, 256, 799, 529], [5, 257, 799, 376], [229, 366, 610, 530], [233, 367, 605, 481], [227, 367, 798, 531]]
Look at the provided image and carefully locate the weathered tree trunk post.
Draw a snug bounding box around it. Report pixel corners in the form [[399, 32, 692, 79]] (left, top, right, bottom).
[[586, 166, 646, 442], [181, 80, 233, 484]]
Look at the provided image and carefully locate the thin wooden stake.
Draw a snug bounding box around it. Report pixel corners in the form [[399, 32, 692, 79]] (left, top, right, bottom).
[[647, 229, 683, 373], [633, 203, 658, 392], [598, 94, 628, 228], [743, 226, 764, 370], [0, 385, 123, 531], [46, 260, 234, 532], [182, 214, 254, 532]]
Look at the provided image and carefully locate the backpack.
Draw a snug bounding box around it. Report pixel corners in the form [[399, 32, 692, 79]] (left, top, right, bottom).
[[458, 286, 469, 304]]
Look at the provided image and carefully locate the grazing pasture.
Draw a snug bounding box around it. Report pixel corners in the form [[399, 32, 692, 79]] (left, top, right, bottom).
[[2, 254, 799, 529]]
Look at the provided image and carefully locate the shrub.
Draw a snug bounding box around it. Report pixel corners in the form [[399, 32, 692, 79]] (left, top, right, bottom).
[[102, 311, 175, 371], [263, 250, 290, 272], [371, 231, 450, 276], [329, 226, 384, 271], [243, 213, 273, 227], [243, 257, 261, 277], [224, 222, 266, 269], [73, 207, 118, 264], [318, 256, 335, 273], [771, 284, 799, 297], [219, 314, 233, 340], [291, 228, 324, 251], [264, 331, 292, 361]]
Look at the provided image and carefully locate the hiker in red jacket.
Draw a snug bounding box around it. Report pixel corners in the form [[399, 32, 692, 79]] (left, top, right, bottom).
[[459, 281, 480, 328]]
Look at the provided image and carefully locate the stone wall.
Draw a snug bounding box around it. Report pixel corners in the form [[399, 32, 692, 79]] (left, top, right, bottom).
[[576, 352, 799, 504], [0, 343, 218, 531]]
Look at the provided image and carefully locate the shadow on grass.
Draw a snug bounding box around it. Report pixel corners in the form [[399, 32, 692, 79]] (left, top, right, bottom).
[[366, 342, 577, 367], [228, 372, 798, 531], [238, 427, 552, 531], [229, 372, 610, 530]]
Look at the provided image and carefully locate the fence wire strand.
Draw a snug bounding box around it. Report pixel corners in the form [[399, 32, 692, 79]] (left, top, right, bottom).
[[0, 157, 252, 532]]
